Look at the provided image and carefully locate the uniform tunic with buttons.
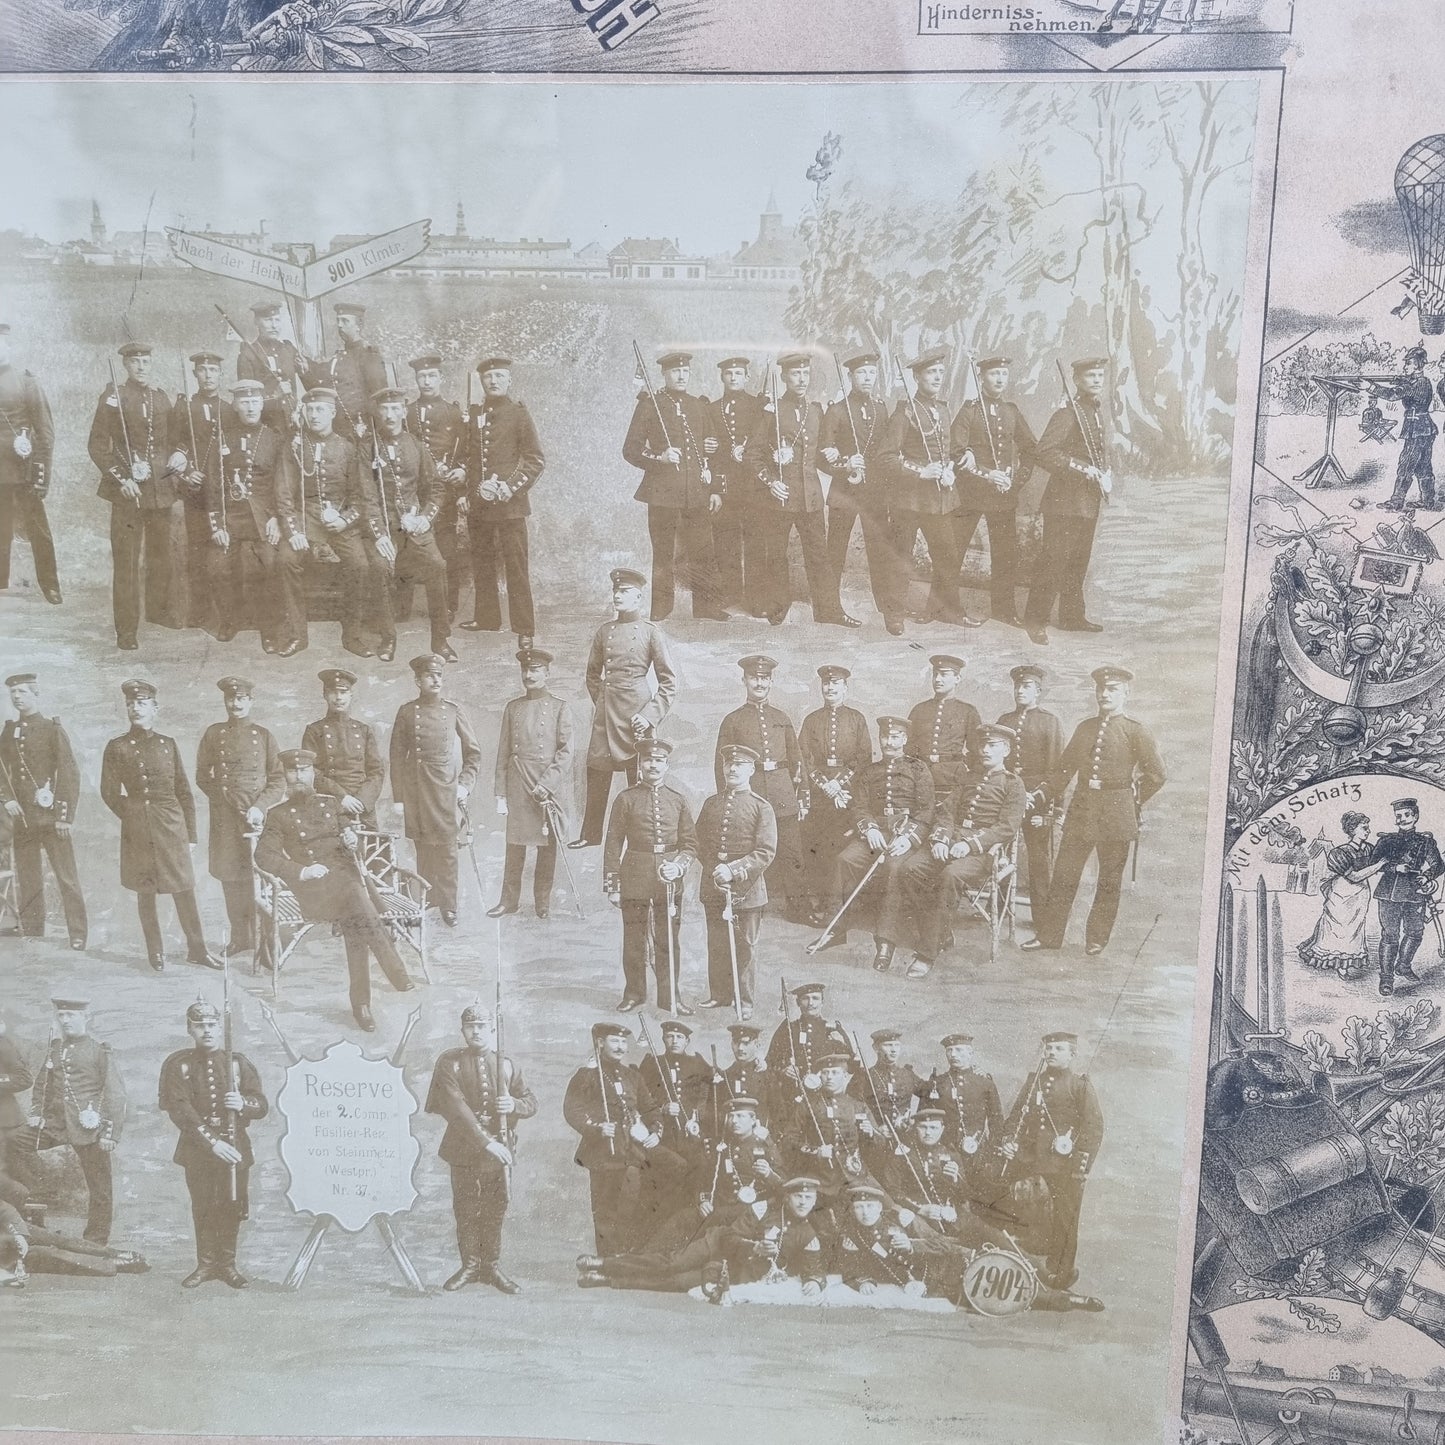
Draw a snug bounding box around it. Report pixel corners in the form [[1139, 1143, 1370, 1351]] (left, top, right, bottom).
[[307, 344, 387, 438], [799, 703, 873, 798], [100, 727, 198, 894], [0, 363, 53, 488], [743, 393, 826, 513], [765, 1016, 852, 1089], [195, 718, 285, 882], [906, 695, 982, 795], [301, 712, 386, 820], [209, 420, 280, 542], [696, 786, 777, 911], [361, 430, 441, 537], [494, 690, 574, 847], [0, 713, 80, 832], [623, 390, 719, 511], [389, 696, 482, 845], [253, 790, 370, 922], [464, 394, 545, 518], [407, 397, 466, 506], [1049, 713, 1165, 843], [88, 379, 178, 509], [721, 1059, 774, 1127], [849, 756, 935, 844], [820, 390, 892, 513], [784, 1089, 879, 1195], [997, 705, 1064, 793], [273, 432, 365, 540], [584, 614, 677, 767], [929, 766, 1027, 856], [602, 782, 697, 900], [949, 397, 1038, 513], [427, 1047, 538, 1168], [30, 1034, 127, 1147], [172, 391, 237, 508], [849, 1060, 924, 1135], [915, 1067, 1004, 1159], [881, 396, 959, 517], [237, 333, 304, 412], [1037, 399, 1108, 521], [709, 391, 763, 509], [158, 1046, 267, 1220], [714, 702, 803, 821]]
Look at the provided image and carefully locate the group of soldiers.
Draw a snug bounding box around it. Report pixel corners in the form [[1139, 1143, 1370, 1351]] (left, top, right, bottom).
[[1, 307, 1115, 654], [0, 988, 1104, 1315]]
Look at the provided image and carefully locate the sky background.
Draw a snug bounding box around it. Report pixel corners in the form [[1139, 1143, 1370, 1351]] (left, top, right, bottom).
[[1, 76, 1256, 263]]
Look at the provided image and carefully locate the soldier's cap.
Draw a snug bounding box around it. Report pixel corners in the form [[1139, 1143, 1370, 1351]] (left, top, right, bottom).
[[121, 678, 157, 701], [914, 1107, 947, 1123], [634, 737, 673, 761], [280, 748, 317, 770], [410, 654, 446, 677], [591, 1021, 630, 1043], [657, 350, 692, 370], [783, 1176, 821, 1192], [1010, 663, 1045, 685], [516, 647, 554, 668], [319, 668, 357, 689], [777, 350, 811, 372], [720, 744, 760, 766], [4, 672, 37, 688], [724, 1095, 759, 1112], [846, 1183, 886, 1201], [117, 342, 152, 358], [186, 998, 221, 1024], [460, 1001, 490, 1026], [727, 1023, 761, 1040], [1405, 345, 1429, 367], [1393, 797, 1421, 812], [941, 1032, 974, 1048], [189, 351, 223, 367], [791, 982, 825, 997], [302, 387, 338, 404], [660, 1020, 692, 1037], [230, 380, 266, 399], [1090, 665, 1133, 688], [50, 993, 89, 1011], [610, 567, 647, 591], [973, 723, 1016, 747], [908, 345, 949, 373], [250, 301, 283, 317], [876, 714, 910, 736], [815, 1052, 853, 1072], [370, 387, 407, 406], [475, 355, 512, 374], [1041, 1030, 1077, 1045], [1071, 356, 1109, 375], [870, 1028, 903, 1044], [817, 664, 851, 683], [333, 301, 367, 317], [216, 676, 253, 697], [738, 654, 778, 677], [409, 351, 443, 372], [929, 654, 965, 672], [977, 356, 1011, 372], [718, 356, 751, 371], [843, 350, 880, 371]]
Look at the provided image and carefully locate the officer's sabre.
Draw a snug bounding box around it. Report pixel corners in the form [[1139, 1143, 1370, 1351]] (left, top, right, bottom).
[[459, 800, 491, 919], [805, 849, 887, 954], [223, 947, 238, 1203], [661, 873, 681, 1018], [721, 884, 744, 1023], [540, 794, 586, 918]]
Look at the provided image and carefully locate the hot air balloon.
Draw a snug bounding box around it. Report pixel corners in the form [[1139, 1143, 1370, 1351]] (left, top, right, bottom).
[[1395, 134, 1445, 335]]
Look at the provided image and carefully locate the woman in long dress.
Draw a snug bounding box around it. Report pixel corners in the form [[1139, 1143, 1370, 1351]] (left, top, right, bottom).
[[1298, 811, 1385, 979]]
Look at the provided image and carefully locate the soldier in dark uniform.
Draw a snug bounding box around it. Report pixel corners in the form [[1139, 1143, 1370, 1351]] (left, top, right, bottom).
[[307, 301, 387, 442], [236, 300, 305, 433], [389, 653, 482, 927], [782, 1053, 880, 1212], [1373, 346, 1439, 511], [0, 1014, 34, 1164], [459, 355, 546, 644], [696, 744, 777, 1018], [622, 349, 723, 622], [906, 653, 982, 798], [997, 663, 1064, 919], [425, 1003, 538, 1294], [637, 1019, 711, 1235], [999, 1030, 1103, 1288], [720, 1023, 772, 1128], [272, 387, 372, 658], [825, 716, 935, 971], [301, 668, 385, 830], [708, 356, 763, 615], [157, 999, 268, 1288], [603, 737, 696, 1013], [821, 350, 900, 631], [693, 1095, 784, 1218], [100, 679, 221, 972], [10, 994, 126, 1244], [489, 646, 573, 919], [902, 724, 1026, 978], [172, 350, 236, 632], [195, 677, 284, 956], [1023, 666, 1166, 955], [744, 352, 856, 628], [849, 1028, 924, 1151], [360, 386, 453, 663], [797, 664, 872, 931], [882, 346, 967, 627], [208, 380, 282, 648], [0, 672, 86, 949], [88, 342, 185, 650], [1368, 796, 1445, 995], [1024, 358, 1112, 644], [406, 352, 469, 621], [0, 323, 61, 604], [950, 356, 1038, 626], [714, 655, 804, 918], [765, 982, 852, 1137], [573, 568, 677, 847], [914, 1033, 1004, 1199], [254, 748, 417, 1031]]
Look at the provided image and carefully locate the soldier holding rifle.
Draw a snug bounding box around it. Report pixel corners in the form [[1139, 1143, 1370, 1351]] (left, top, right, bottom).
[[235, 300, 305, 433], [307, 301, 386, 442], [172, 349, 235, 631], [996, 663, 1064, 920], [406, 351, 469, 621], [765, 982, 851, 1136], [0, 322, 62, 605], [708, 356, 764, 615]]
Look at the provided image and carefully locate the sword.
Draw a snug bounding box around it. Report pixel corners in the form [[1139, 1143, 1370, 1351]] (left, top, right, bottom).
[[661, 873, 681, 1016], [542, 797, 586, 918], [806, 848, 886, 954], [721, 883, 744, 1022]]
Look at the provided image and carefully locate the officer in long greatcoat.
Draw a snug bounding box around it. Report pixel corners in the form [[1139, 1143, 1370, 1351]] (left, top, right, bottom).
[[100, 679, 220, 972], [0, 671, 86, 948], [390, 653, 482, 926], [158, 999, 268, 1289], [997, 663, 1064, 916], [0, 322, 61, 604], [426, 1003, 538, 1294], [194, 676, 284, 956], [490, 646, 574, 919], [1023, 666, 1165, 956], [301, 668, 385, 830], [574, 567, 677, 846]]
